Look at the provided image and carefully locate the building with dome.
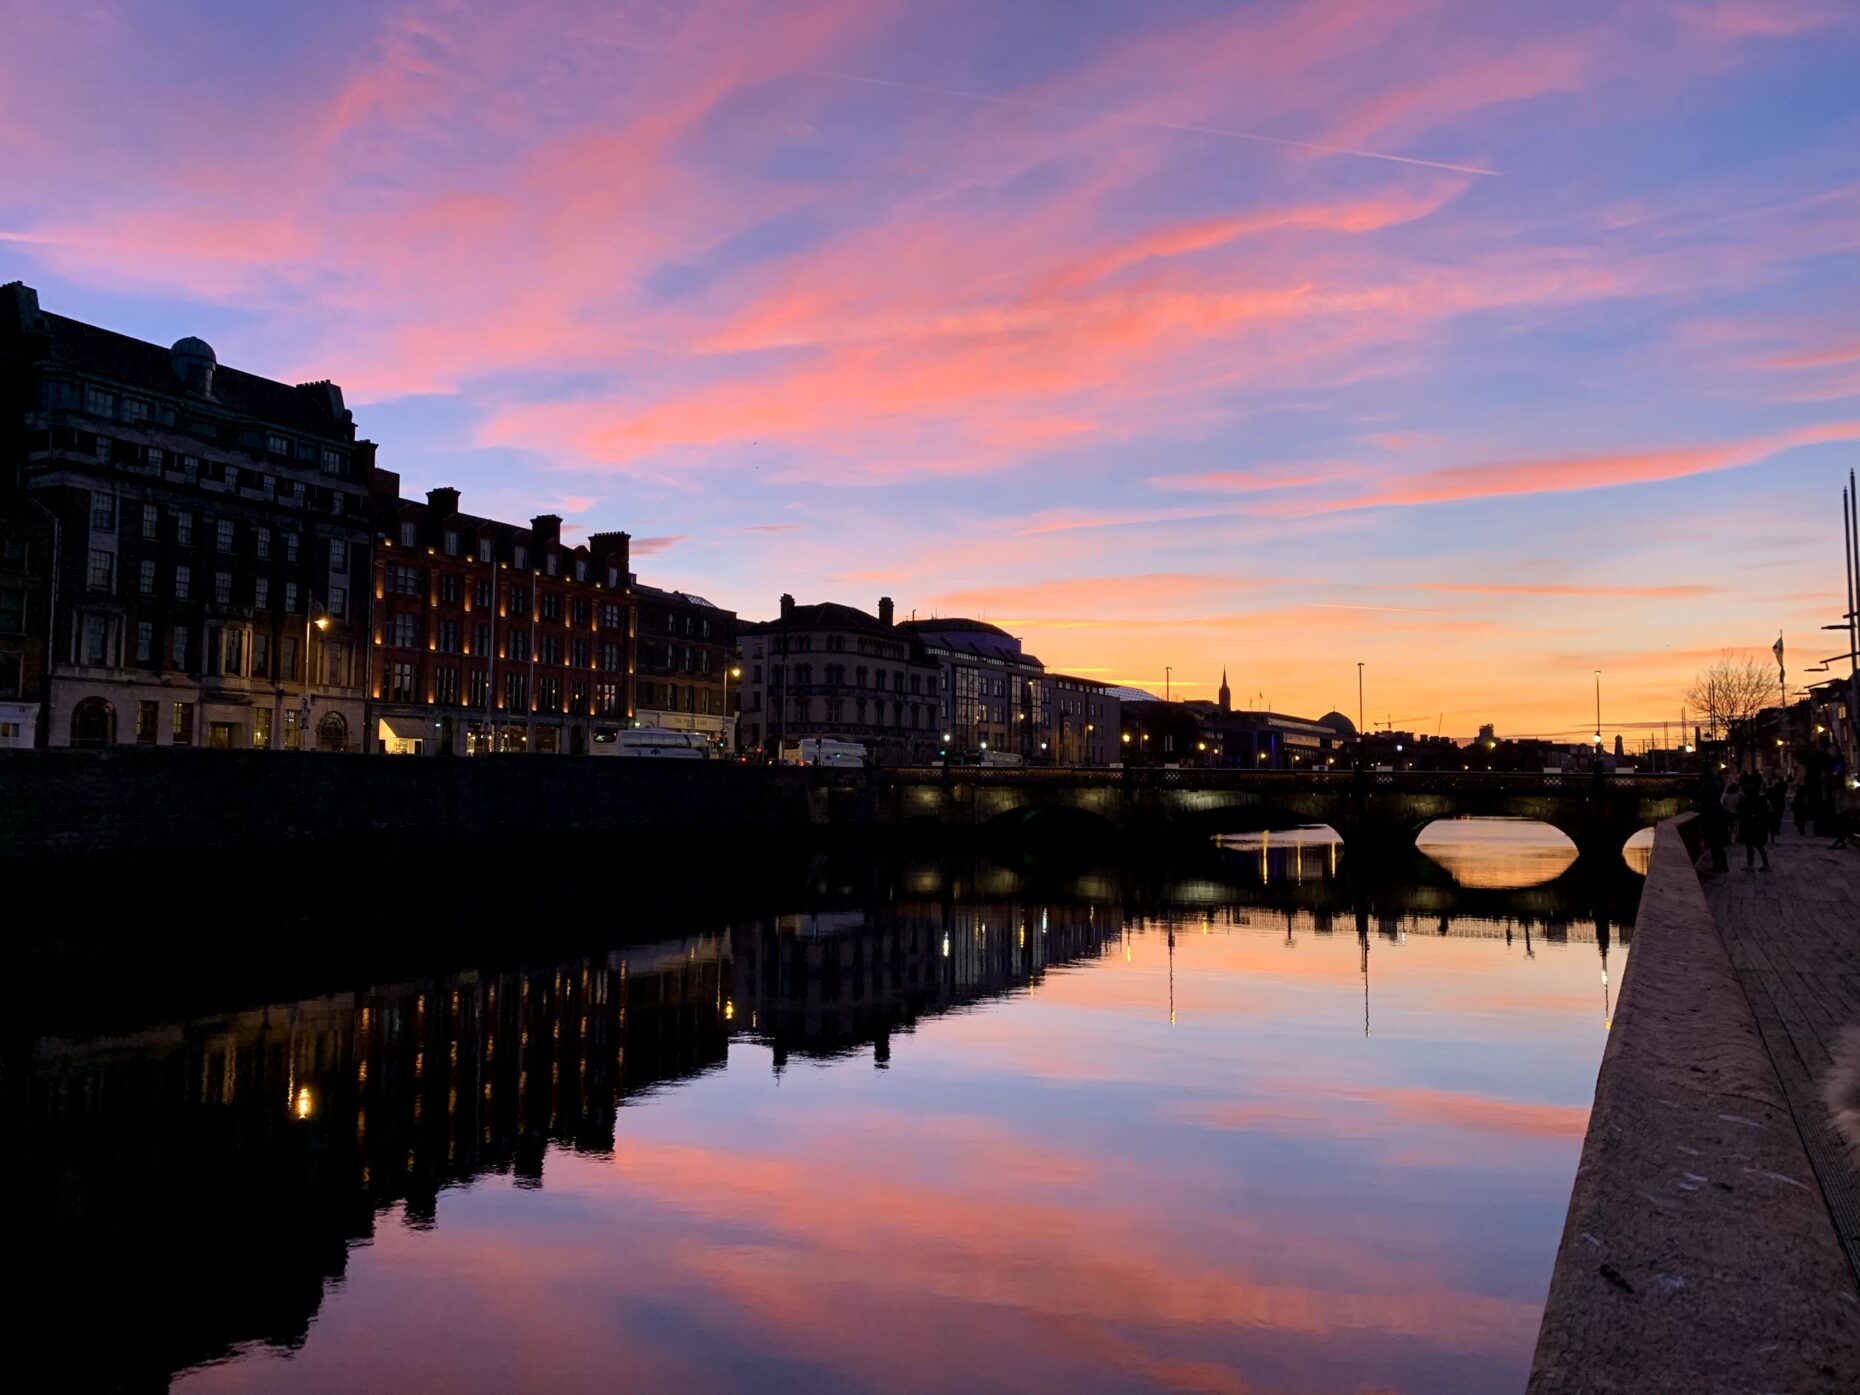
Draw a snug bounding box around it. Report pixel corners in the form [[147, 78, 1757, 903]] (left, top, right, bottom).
[[1, 281, 372, 749]]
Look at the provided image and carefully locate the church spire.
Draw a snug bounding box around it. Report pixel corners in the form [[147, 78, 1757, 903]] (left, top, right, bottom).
[[1218, 668, 1231, 713]]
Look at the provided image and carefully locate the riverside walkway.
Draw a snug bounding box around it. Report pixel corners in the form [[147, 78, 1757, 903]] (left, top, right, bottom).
[[1530, 820, 1860, 1393]]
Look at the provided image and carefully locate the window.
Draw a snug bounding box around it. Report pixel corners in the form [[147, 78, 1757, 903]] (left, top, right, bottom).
[[214, 571, 232, 605], [443, 529, 460, 556], [606, 565, 621, 588], [85, 387, 115, 417], [0, 654, 17, 700], [253, 708, 272, 748], [170, 626, 188, 669], [284, 582, 298, 612], [474, 579, 492, 609], [538, 676, 560, 709], [387, 564, 422, 596], [325, 641, 350, 688], [256, 527, 271, 560], [571, 638, 589, 668], [321, 448, 343, 476], [93, 435, 111, 461], [0, 587, 24, 634], [540, 634, 561, 665], [281, 635, 298, 681], [389, 661, 417, 703], [254, 577, 269, 609], [140, 504, 159, 539], [329, 587, 346, 617], [599, 603, 622, 629], [666, 613, 676, 634], [507, 629, 529, 663], [468, 668, 489, 707], [135, 621, 154, 663], [438, 619, 460, 653], [513, 544, 529, 570], [252, 633, 270, 677], [216, 518, 235, 552], [268, 433, 291, 457], [473, 622, 491, 658], [169, 702, 196, 745], [391, 614, 420, 648], [541, 592, 560, 621], [136, 701, 158, 744], [544, 551, 559, 577], [147, 447, 164, 473], [91, 491, 116, 531], [510, 586, 530, 615], [505, 671, 527, 710], [436, 666, 460, 705], [478, 537, 494, 564], [285, 532, 300, 563], [639, 680, 654, 708], [121, 399, 147, 423], [400, 520, 418, 546], [175, 511, 193, 546], [597, 682, 619, 717], [283, 709, 304, 751], [88, 549, 114, 591], [223, 628, 244, 676], [331, 539, 348, 574]]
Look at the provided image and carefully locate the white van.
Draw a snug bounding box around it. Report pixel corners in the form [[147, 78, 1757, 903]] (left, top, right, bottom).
[[779, 738, 866, 767], [592, 727, 709, 759]]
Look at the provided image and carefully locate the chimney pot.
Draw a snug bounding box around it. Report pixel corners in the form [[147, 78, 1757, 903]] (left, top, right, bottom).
[[878, 596, 895, 627], [779, 593, 795, 620]]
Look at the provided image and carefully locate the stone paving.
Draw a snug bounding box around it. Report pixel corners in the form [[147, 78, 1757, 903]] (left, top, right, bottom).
[[1529, 818, 1860, 1394], [1701, 822, 1860, 1288]]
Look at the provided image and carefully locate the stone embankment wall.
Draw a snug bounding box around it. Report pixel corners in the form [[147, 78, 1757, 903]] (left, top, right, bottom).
[[0, 750, 841, 857], [1529, 816, 1860, 1392]]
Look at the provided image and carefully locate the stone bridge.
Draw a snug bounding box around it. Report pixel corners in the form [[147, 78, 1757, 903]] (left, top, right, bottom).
[[844, 766, 1691, 863]]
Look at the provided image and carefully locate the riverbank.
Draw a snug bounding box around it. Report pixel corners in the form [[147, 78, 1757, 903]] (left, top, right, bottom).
[[1529, 816, 1860, 1392]]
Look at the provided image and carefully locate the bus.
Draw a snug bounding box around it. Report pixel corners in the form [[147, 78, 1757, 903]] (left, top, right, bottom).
[[591, 727, 709, 759], [778, 738, 866, 767]]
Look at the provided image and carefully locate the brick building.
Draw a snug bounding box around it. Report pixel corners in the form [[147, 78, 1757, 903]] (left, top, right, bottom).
[[736, 595, 942, 763], [365, 472, 634, 754], [1, 282, 370, 750], [0, 499, 52, 747], [632, 582, 739, 751]]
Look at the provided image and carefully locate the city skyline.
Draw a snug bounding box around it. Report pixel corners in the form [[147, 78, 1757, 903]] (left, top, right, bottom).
[[4, 1, 1857, 737]]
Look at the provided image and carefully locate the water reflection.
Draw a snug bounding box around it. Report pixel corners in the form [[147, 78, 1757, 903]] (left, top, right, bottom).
[[19, 844, 1632, 1395], [1415, 817, 1580, 889]]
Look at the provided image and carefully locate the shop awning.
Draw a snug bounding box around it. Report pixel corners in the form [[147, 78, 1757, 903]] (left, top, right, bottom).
[[378, 715, 429, 741]]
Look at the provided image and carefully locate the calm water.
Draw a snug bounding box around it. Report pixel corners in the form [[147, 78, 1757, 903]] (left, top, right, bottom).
[[19, 823, 1637, 1395]]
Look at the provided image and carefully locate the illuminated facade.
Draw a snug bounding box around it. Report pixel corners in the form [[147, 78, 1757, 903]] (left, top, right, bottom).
[[364, 472, 634, 754]]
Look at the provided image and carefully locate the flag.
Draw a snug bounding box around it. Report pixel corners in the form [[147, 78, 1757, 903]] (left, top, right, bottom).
[[1773, 632, 1784, 682]]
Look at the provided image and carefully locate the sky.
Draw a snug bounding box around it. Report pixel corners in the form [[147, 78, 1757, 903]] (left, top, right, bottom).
[[3, 0, 1858, 740]]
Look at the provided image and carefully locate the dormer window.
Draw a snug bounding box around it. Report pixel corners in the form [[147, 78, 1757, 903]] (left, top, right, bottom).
[[514, 544, 529, 570], [399, 520, 417, 546], [84, 387, 115, 417], [121, 399, 148, 423], [574, 558, 588, 582], [267, 434, 291, 457], [444, 529, 460, 556], [478, 537, 494, 564], [321, 449, 343, 476], [545, 552, 559, 577]]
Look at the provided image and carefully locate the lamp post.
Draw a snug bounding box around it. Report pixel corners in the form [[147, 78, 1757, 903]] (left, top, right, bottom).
[[1165, 666, 1172, 703], [1356, 662, 1365, 770], [301, 604, 330, 751], [722, 664, 742, 755]]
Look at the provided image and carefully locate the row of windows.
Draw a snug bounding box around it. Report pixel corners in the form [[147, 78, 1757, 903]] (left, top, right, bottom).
[[379, 661, 623, 718], [71, 610, 351, 684], [376, 613, 623, 670], [381, 566, 624, 630], [71, 434, 357, 511], [650, 609, 715, 639], [67, 383, 348, 476], [774, 663, 929, 694], [95, 491, 342, 568], [637, 681, 721, 714], [782, 698, 932, 728], [116, 556, 346, 615]]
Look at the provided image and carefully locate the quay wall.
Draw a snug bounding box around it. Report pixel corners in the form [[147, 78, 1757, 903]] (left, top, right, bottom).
[[0, 749, 842, 858], [1528, 816, 1860, 1392]]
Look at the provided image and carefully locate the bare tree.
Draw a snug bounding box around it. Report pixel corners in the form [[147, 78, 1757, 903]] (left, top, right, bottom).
[[1686, 651, 1776, 763]]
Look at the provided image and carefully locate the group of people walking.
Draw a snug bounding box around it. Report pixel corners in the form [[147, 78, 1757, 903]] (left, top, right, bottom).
[[1702, 767, 1855, 872]]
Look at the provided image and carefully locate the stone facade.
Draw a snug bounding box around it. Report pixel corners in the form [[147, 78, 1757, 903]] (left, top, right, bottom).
[[632, 582, 739, 751]]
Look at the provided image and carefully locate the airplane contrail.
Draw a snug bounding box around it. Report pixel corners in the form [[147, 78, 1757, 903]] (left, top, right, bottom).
[[805, 70, 1502, 178]]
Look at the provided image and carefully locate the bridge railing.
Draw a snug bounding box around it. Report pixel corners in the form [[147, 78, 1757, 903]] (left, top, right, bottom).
[[865, 766, 1693, 797]]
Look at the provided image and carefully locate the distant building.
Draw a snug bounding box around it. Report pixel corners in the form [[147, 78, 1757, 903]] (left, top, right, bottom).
[[0, 499, 52, 747], [736, 595, 942, 762], [632, 582, 739, 751], [1120, 678, 1349, 768], [365, 473, 634, 754], [896, 616, 1120, 765], [2, 282, 371, 750]]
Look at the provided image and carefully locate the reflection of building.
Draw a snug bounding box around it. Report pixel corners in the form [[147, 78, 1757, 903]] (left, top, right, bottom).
[[898, 616, 1119, 765], [733, 900, 1122, 1065], [632, 581, 739, 750], [364, 474, 635, 754], [735, 594, 943, 762], [2, 281, 371, 750], [25, 934, 731, 1392]]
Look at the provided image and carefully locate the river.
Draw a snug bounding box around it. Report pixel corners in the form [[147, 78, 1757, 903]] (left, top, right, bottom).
[[15, 820, 1641, 1395]]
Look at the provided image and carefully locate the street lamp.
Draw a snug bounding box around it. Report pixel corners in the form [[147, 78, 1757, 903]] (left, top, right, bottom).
[[721, 664, 742, 754], [1593, 669, 1603, 753], [301, 606, 331, 751]]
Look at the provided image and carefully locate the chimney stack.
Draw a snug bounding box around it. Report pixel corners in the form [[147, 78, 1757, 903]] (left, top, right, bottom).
[[878, 596, 894, 627], [427, 486, 460, 518], [780, 593, 795, 621], [530, 514, 562, 545]]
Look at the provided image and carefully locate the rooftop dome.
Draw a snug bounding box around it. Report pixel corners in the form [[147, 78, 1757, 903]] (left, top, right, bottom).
[[1318, 710, 1357, 737], [171, 336, 216, 394]]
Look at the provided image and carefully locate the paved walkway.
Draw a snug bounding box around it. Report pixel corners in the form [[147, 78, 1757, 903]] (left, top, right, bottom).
[[1701, 822, 1860, 1285]]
